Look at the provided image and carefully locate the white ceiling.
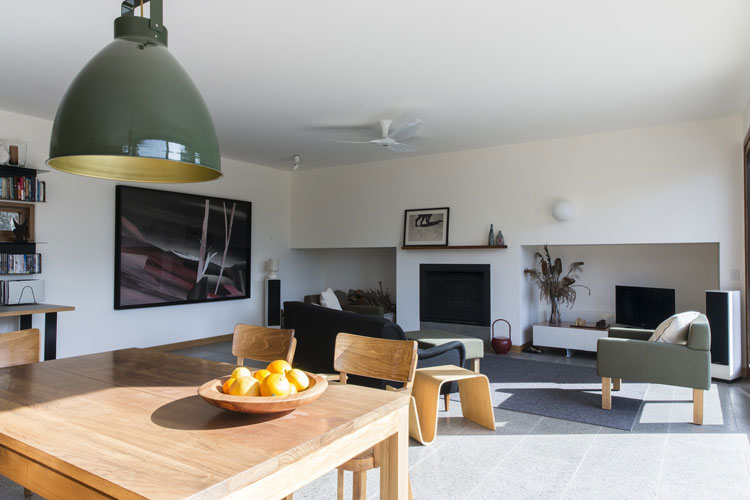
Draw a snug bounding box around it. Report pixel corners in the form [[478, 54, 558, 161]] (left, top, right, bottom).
[[2, 1, 750, 170]]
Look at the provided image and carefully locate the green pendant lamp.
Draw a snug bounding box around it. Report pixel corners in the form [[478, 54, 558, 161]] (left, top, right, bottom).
[[47, 0, 221, 183]]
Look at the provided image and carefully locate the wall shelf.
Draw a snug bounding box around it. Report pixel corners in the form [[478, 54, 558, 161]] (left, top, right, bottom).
[[401, 245, 508, 250], [0, 166, 48, 177]]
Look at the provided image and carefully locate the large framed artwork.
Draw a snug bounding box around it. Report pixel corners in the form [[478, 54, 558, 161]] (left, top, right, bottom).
[[115, 186, 251, 310], [403, 207, 450, 247]]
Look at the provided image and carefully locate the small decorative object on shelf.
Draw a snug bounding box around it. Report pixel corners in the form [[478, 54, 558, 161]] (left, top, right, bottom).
[[12, 219, 29, 243], [490, 318, 512, 354], [574, 317, 586, 326], [0, 140, 27, 167], [496, 230, 505, 246], [488, 224, 495, 246], [524, 245, 590, 325], [595, 319, 607, 329]]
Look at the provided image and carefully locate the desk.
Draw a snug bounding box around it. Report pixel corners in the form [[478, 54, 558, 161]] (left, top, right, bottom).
[[0, 303, 74, 360], [0, 348, 410, 499]]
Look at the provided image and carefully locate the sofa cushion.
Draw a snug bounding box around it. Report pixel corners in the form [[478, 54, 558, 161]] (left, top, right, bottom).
[[649, 311, 700, 344], [319, 288, 342, 310]]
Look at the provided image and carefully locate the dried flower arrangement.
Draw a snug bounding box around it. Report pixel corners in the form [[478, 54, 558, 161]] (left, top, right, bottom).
[[524, 245, 590, 324]]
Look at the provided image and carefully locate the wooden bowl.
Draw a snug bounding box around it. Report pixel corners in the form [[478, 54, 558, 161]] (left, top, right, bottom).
[[197, 372, 328, 414]]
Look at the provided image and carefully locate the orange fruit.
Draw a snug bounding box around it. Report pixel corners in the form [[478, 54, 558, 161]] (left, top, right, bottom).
[[287, 368, 310, 392], [266, 360, 292, 375], [229, 376, 260, 396], [260, 373, 291, 396], [222, 377, 237, 394], [231, 366, 252, 379], [253, 369, 272, 382]]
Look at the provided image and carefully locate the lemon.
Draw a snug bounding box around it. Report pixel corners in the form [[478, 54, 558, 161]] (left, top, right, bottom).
[[289, 384, 298, 395], [253, 369, 272, 382], [260, 373, 291, 396], [231, 366, 252, 379], [229, 376, 260, 396], [266, 360, 292, 375], [286, 369, 310, 392]]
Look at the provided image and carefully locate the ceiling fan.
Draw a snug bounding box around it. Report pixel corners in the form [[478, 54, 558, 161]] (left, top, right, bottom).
[[323, 119, 422, 153]]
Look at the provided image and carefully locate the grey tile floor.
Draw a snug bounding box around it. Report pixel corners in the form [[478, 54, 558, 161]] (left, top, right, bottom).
[[4, 343, 750, 500]]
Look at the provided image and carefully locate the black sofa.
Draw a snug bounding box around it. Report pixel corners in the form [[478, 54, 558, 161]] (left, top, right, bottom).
[[283, 301, 465, 393]]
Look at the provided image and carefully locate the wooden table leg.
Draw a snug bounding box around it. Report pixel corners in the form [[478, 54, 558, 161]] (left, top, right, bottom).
[[379, 405, 408, 499]]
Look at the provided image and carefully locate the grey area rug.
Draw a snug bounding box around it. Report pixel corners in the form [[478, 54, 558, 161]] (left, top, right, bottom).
[[480, 355, 647, 431]]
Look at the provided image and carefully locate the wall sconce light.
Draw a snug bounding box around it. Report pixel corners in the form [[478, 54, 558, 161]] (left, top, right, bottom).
[[552, 200, 574, 222]]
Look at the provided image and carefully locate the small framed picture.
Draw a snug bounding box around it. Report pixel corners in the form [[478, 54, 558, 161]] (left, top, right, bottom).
[[403, 207, 450, 247]]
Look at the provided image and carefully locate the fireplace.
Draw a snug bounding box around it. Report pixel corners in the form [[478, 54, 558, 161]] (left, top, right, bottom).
[[420, 264, 491, 326]]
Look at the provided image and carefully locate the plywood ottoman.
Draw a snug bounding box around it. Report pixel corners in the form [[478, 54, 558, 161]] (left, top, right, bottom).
[[408, 365, 496, 445]]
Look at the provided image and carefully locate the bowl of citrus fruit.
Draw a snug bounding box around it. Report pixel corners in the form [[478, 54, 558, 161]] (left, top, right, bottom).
[[197, 360, 327, 414]]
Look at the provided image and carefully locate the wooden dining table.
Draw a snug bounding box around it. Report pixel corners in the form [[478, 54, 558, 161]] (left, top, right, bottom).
[[0, 348, 410, 499]]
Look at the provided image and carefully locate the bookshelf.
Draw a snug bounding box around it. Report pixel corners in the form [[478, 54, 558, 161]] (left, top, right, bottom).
[[0, 165, 45, 287]]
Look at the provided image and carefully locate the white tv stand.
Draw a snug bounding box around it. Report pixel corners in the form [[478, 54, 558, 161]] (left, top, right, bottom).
[[532, 322, 609, 357]]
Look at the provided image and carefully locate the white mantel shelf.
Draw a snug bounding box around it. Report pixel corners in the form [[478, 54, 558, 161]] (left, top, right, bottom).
[[401, 245, 508, 250]]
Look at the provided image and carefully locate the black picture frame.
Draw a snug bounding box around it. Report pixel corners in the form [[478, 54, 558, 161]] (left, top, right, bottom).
[[403, 207, 450, 247], [114, 185, 251, 310]]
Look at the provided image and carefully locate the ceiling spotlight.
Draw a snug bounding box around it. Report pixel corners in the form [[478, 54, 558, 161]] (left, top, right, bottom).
[[293, 155, 301, 170]]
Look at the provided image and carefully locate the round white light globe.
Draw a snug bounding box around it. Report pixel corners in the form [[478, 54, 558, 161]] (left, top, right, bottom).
[[552, 200, 574, 221]]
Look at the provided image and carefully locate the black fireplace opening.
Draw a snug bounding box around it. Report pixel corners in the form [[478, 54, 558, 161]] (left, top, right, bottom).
[[420, 264, 491, 326]]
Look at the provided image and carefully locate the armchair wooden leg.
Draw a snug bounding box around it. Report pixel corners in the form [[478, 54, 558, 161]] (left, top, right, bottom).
[[613, 378, 621, 391], [693, 388, 704, 425], [470, 358, 480, 373], [602, 377, 611, 410], [336, 469, 344, 500], [444, 393, 450, 411], [352, 470, 366, 500], [23, 488, 32, 497]]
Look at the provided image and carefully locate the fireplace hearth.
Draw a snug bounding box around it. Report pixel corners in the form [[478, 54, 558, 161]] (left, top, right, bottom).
[[420, 264, 491, 326]]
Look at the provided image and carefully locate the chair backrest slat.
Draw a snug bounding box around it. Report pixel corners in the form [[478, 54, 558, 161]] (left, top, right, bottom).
[[0, 329, 40, 368], [334, 332, 418, 387], [231, 325, 296, 365]]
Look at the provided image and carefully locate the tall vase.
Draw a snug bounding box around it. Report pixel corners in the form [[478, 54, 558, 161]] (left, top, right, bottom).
[[549, 296, 561, 324], [488, 224, 495, 246]]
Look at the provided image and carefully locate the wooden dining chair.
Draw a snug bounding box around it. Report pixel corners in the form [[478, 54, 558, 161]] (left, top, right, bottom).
[[231, 324, 296, 366], [0, 328, 40, 498], [333, 332, 418, 500]]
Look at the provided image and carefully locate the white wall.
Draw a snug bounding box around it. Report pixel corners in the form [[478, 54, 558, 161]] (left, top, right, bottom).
[[523, 243, 719, 325], [301, 247, 396, 298], [0, 108, 317, 358], [292, 116, 746, 357]]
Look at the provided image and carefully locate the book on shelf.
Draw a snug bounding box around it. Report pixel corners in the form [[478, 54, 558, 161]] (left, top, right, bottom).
[[0, 253, 42, 274], [0, 279, 44, 305], [0, 177, 46, 202]]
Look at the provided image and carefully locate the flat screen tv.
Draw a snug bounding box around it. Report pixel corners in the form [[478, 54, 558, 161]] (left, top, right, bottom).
[[615, 286, 675, 329]]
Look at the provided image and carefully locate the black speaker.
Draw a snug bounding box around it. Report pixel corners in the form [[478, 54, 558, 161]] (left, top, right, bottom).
[[265, 279, 281, 327], [706, 290, 741, 381], [706, 291, 729, 365]]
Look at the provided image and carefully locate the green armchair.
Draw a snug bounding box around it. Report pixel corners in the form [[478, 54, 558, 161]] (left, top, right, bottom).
[[596, 314, 711, 425]]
